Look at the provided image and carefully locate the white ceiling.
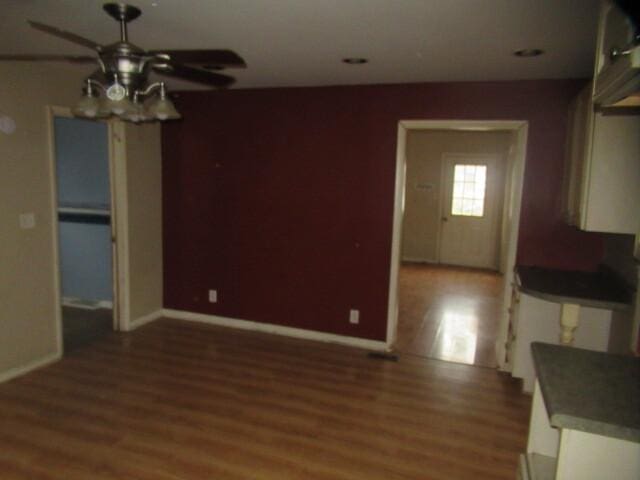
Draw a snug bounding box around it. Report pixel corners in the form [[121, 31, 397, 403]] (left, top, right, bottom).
[[1, 0, 600, 91]]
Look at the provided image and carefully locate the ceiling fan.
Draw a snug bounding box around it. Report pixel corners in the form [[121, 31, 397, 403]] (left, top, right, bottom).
[[0, 2, 247, 121]]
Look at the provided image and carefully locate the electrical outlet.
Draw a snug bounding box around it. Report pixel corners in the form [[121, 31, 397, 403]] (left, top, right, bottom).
[[349, 309, 359, 324], [208, 289, 217, 303]]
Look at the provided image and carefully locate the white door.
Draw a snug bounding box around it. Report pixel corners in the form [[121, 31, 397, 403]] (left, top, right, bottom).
[[439, 154, 504, 269]]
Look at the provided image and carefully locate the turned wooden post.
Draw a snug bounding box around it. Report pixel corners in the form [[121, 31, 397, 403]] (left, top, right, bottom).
[[559, 303, 580, 345]]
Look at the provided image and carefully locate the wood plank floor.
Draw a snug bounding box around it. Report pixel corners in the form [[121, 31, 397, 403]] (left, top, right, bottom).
[[396, 264, 503, 368], [0, 318, 530, 479]]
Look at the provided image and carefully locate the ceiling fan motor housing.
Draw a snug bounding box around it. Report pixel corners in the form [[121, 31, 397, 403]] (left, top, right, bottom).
[[99, 41, 152, 94]]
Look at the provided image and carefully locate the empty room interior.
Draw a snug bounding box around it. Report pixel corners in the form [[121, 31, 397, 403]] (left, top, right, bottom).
[[396, 128, 515, 368], [1, 1, 639, 479]]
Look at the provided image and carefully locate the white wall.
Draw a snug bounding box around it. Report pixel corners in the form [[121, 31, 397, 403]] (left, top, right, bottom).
[[0, 63, 91, 378]]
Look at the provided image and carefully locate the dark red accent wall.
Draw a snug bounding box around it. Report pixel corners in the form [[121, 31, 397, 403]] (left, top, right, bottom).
[[162, 80, 604, 341]]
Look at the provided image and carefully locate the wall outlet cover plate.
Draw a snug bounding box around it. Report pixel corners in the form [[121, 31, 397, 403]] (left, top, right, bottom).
[[0, 115, 16, 134]]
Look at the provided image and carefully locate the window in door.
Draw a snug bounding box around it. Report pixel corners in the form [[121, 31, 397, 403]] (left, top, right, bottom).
[[451, 164, 487, 217]]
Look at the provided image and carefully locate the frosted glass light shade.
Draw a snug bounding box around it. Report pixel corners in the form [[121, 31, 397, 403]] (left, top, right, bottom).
[[107, 97, 136, 116], [96, 97, 112, 118], [73, 95, 101, 118], [123, 101, 151, 123], [148, 96, 181, 120]]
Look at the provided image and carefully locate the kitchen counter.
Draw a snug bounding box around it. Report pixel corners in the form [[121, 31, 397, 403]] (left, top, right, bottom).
[[531, 342, 640, 443], [516, 266, 631, 311]]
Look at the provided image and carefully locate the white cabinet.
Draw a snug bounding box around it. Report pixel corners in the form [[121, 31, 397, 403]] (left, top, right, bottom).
[[563, 85, 592, 226], [521, 381, 640, 480], [509, 291, 612, 393], [564, 82, 640, 234], [592, 1, 640, 107]]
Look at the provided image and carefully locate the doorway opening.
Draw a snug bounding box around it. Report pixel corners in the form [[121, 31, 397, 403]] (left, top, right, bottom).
[[49, 109, 118, 353], [386, 121, 528, 369]]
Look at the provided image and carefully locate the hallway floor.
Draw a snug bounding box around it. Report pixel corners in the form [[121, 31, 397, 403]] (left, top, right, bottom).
[[396, 263, 504, 368], [62, 306, 113, 353]]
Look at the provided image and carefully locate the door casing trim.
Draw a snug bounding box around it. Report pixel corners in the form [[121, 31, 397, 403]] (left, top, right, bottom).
[[46, 107, 127, 357]]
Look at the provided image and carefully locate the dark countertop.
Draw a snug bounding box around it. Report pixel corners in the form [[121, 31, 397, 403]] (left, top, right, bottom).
[[516, 266, 631, 310], [531, 342, 640, 443]]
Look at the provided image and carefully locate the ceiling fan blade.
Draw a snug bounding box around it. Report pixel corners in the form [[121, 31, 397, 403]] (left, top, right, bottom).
[[150, 49, 246, 68], [28, 21, 103, 51], [153, 63, 236, 88], [0, 54, 96, 64], [88, 68, 108, 83]]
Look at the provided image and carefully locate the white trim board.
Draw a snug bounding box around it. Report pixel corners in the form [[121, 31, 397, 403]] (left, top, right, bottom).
[[110, 121, 130, 332], [0, 352, 61, 384], [46, 106, 68, 362], [62, 297, 114, 310], [127, 309, 164, 331], [401, 256, 438, 264], [163, 309, 388, 351]]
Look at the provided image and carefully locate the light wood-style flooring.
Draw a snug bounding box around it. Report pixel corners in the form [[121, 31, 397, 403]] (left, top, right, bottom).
[[396, 263, 504, 367], [0, 318, 529, 479]]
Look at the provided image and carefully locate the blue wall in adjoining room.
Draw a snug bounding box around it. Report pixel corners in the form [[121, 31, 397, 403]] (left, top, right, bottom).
[[55, 117, 112, 303], [54, 117, 110, 208], [58, 221, 113, 302]]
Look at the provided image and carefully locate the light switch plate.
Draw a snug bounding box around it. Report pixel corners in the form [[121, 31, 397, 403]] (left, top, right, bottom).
[[19, 213, 35, 229]]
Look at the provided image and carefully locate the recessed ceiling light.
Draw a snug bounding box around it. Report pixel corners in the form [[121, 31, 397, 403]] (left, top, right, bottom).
[[342, 58, 368, 65], [513, 49, 544, 58]]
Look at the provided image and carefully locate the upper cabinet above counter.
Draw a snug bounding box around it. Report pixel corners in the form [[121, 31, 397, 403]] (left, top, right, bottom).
[[563, 1, 640, 235], [593, 1, 640, 107], [564, 82, 640, 234]]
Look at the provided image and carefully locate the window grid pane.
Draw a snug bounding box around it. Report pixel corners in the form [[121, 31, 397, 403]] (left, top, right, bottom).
[[451, 164, 486, 217]]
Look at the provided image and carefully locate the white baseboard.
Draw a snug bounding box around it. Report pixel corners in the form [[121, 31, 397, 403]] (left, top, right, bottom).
[[162, 308, 388, 351], [128, 309, 163, 331], [401, 257, 437, 264], [62, 297, 113, 310], [0, 351, 61, 384]]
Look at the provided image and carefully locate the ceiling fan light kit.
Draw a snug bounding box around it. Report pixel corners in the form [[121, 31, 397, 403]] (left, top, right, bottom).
[[1, 2, 247, 123], [74, 76, 180, 122], [146, 84, 181, 120]]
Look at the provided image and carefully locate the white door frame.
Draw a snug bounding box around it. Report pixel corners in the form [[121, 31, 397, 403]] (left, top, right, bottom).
[[385, 120, 529, 370], [46, 107, 130, 355]]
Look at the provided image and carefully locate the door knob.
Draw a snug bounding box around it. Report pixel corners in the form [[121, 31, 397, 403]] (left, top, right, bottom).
[[441, 217, 448, 222]]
